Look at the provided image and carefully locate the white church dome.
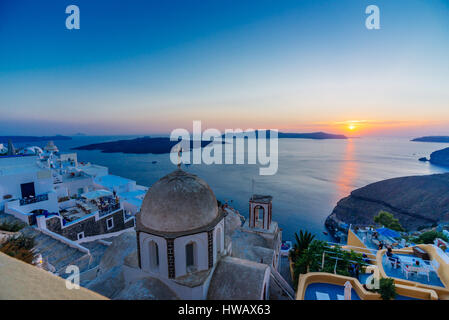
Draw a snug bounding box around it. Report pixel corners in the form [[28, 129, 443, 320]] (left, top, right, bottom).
[[139, 169, 218, 233], [44, 140, 59, 153]]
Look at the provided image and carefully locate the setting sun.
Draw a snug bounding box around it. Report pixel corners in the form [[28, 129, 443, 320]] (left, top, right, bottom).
[[348, 125, 356, 131]]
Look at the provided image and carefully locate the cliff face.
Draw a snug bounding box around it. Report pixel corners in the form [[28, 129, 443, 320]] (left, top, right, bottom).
[[430, 147, 449, 167], [326, 173, 449, 231]]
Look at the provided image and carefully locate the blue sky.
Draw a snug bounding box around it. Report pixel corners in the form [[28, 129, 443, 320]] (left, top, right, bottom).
[[1, 0, 448, 136]]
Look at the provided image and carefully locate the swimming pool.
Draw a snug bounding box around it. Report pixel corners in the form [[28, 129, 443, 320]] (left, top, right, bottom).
[[304, 283, 361, 300], [395, 295, 420, 300], [304, 280, 423, 300]]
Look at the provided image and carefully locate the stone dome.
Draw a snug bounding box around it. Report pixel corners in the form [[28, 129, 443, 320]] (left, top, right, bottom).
[[139, 169, 219, 233]]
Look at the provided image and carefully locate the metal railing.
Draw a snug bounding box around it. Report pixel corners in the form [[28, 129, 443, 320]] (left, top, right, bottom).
[[270, 269, 295, 300], [19, 193, 49, 206], [99, 203, 120, 217]]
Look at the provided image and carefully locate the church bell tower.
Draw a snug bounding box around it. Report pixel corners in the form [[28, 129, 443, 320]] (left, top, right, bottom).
[[248, 195, 272, 230]]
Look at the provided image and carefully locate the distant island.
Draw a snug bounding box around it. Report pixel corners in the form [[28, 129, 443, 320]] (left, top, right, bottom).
[[277, 131, 347, 139], [226, 130, 347, 140], [73, 132, 347, 155], [72, 137, 213, 154], [325, 172, 449, 234], [412, 136, 449, 143], [0, 135, 72, 144]]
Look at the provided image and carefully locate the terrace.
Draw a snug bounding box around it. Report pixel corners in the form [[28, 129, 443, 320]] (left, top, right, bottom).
[[352, 226, 406, 250], [59, 189, 121, 224], [381, 251, 445, 288]]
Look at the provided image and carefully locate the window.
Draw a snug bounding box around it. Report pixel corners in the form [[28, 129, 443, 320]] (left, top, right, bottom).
[[77, 232, 84, 240], [216, 228, 221, 256], [149, 241, 159, 271], [106, 217, 114, 230], [186, 242, 197, 272], [256, 206, 264, 221]]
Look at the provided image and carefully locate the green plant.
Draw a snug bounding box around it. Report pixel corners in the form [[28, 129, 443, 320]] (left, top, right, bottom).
[[290, 230, 315, 261], [374, 211, 404, 232], [378, 278, 396, 300], [0, 221, 24, 232], [290, 236, 366, 288], [412, 230, 449, 244], [0, 235, 35, 264]]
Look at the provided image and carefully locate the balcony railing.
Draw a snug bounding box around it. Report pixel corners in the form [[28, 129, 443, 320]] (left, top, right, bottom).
[[99, 203, 120, 217], [20, 193, 49, 206]]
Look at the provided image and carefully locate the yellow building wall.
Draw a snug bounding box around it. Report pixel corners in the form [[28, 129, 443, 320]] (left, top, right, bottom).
[[296, 272, 438, 300], [345, 229, 376, 261]]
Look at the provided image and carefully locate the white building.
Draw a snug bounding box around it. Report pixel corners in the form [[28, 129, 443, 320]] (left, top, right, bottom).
[[0, 143, 138, 240], [0, 155, 58, 224]]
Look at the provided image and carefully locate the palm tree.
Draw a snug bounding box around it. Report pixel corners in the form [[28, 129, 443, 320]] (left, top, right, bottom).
[[291, 230, 315, 260]]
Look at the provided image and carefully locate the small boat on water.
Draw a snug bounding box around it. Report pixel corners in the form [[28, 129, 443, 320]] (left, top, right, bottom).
[[152, 161, 157, 164], [323, 231, 328, 235], [280, 240, 293, 256]]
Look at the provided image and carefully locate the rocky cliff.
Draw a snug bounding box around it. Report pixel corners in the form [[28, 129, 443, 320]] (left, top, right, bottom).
[[430, 147, 449, 167], [326, 173, 449, 232]]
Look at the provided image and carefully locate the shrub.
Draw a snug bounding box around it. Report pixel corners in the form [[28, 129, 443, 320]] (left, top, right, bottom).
[[412, 230, 449, 244], [378, 278, 396, 300], [0, 235, 35, 264], [0, 221, 24, 232]]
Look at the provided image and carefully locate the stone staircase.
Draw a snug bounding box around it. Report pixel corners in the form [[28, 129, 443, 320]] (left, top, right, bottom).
[[20, 227, 109, 278]]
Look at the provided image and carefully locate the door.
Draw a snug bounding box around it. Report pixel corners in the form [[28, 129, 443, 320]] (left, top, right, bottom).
[[20, 182, 35, 198]]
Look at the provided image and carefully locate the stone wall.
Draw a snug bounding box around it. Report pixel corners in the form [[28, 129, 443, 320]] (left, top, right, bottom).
[[46, 210, 134, 241]]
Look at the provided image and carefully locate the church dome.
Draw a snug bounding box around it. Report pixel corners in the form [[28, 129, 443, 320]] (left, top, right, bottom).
[[44, 140, 58, 153], [139, 169, 219, 233]]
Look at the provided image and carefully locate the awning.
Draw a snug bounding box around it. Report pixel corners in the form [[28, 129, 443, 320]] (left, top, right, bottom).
[[376, 227, 401, 238]]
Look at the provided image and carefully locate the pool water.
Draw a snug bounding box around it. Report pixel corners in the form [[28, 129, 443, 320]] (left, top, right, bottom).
[[304, 279, 423, 300], [304, 283, 361, 300], [358, 273, 371, 285], [395, 295, 420, 300]]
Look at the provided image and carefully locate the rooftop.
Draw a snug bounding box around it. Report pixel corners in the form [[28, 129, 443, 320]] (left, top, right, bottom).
[[250, 194, 272, 203], [94, 174, 134, 188], [60, 194, 120, 223], [382, 252, 445, 287], [0, 156, 44, 176]]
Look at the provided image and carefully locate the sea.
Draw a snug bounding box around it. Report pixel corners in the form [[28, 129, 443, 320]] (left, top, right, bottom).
[[15, 135, 449, 242]]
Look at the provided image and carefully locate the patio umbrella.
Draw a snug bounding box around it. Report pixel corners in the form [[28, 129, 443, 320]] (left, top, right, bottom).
[[376, 227, 400, 238], [344, 281, 352, 300]]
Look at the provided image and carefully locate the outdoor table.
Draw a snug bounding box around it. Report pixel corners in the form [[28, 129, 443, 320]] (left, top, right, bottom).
[[399, 255, 434, 281]]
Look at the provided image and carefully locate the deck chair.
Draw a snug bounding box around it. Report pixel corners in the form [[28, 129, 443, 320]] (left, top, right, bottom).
[[315, 292, 330, 300]]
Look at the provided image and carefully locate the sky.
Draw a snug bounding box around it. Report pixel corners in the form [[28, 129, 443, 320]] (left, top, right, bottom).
[[0, 0, 448, 136]]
